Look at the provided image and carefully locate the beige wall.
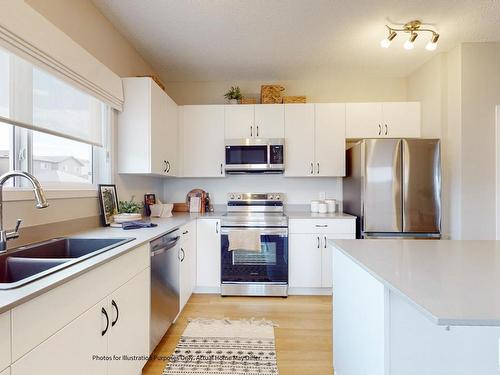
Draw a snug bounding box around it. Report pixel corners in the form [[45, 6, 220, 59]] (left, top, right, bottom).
[[460, 42, 500, 240], [1, 0, 163, 234], [166, 77, 408, 105], [25, 0, 155, 78]]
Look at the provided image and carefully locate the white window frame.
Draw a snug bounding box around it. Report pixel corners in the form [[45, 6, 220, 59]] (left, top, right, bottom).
[[1, 56, 113, 202]]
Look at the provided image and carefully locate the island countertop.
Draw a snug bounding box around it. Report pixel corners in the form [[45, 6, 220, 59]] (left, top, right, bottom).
[[330, 239, 500, 326]]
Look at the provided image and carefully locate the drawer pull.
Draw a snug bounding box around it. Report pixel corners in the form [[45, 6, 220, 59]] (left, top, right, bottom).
[[111, 300, 119, 327], [101, 307, 109, 336], [324, 236, 327, 248], [317, 236, 320, 249], [315, 224, 329, 228]]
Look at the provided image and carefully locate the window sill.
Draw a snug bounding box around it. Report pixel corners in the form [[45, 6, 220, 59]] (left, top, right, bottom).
[[1, 188, 98, 202]]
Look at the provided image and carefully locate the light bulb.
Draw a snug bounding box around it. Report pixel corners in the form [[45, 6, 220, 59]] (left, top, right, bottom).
[[380, 38, 392, 48], [425, 41, 437, 51], [404, 40, 415, 50]]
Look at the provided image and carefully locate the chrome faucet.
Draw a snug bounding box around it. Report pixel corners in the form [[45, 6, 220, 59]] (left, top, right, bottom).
[[0, 171, 49, 252]]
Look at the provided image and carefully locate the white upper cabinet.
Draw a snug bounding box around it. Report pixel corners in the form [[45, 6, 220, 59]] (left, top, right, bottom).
[[381, 102, 421, 138], [285, 103, 346, 177], [118, 77, 178, 176], [254, 104, 284, 138], [284, 104, 316, 176], [224, 105, 254, 139], [224, 104, 284, 139], [180, 105, 225, 177], [346, 102, 421, 139], [315, 103, 346, 177]]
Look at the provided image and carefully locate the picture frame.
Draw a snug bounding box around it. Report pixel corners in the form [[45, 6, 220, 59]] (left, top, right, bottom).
[[144, 193, 156, 216], [98, 184, 119, 226]]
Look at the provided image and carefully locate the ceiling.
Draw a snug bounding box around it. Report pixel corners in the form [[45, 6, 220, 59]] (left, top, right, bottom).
[[92, 0, 500, 82]]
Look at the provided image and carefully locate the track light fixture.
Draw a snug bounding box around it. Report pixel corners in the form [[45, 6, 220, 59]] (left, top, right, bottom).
[[380, 20, 439, 51]]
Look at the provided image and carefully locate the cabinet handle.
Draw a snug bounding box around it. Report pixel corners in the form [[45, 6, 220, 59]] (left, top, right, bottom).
[[182, 230, 189, 235], [317, 236, 320, 249], [111, 300, 119, 327], [256, 125, 259, 137], [178, 248, 183, 261], [181, 248, 185, 262], [220, 163, 223, 175], [324, 236, 327, 248], [216, 222, 219, 234], [310, 162, 314, 174], [163, 160, 168, 173], [317, 162, 320, 175], [166, 161, 171, 173], [384, 124, 388, 135], [250, 126, 253, 137], [378, 124, 381, 135], [315, 224, 328, 228], [101, 307, 109, 336]]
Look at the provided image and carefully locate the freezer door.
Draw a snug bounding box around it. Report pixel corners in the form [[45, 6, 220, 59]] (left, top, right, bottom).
[[402, 139, 441, 233], [363, 139, 403, 233]]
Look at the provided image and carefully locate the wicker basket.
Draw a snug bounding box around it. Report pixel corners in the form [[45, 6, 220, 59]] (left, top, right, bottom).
[[241, 97, 257, 104], [283, 95, 307, 104], [261, 85, 285, 104]]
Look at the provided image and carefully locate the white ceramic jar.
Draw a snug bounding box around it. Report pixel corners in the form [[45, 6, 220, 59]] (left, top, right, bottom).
[[325, 199, 337, 213], [310, 200, 320, 213], [318, 202, 328, 214]]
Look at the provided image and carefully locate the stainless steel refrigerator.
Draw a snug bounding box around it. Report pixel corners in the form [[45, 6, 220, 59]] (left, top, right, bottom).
[[343, 139, 441, 239]]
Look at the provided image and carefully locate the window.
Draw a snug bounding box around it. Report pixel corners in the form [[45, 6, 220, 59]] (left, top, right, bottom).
[[0, 46, 110, 189]]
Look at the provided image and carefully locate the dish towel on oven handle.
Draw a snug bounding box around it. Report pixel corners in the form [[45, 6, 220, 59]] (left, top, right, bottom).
[[228, 229, 262, 252]]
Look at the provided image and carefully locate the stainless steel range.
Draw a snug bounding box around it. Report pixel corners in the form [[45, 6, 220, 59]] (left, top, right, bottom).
[[220, 193, 288, 297]]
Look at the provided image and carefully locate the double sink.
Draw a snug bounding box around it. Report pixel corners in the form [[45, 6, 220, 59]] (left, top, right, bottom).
[[0, 237, 134, 290]]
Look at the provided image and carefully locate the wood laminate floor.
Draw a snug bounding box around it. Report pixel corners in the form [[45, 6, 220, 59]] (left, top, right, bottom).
[[142, 294, 333, 375]]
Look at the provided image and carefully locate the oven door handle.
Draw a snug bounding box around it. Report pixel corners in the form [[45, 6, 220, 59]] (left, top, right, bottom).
[[220, 227, 288, 236]]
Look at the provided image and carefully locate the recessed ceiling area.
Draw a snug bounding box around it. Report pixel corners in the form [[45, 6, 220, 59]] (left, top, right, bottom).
[[92, 0, 500, 82]]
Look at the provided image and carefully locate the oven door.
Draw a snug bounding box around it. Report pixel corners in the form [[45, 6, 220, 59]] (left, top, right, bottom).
[[225, 145, 269, 172], [221, 227, 288, 283]]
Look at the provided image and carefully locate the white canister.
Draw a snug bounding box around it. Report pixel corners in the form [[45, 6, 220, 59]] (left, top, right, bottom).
[[325, 199, 337, 213], [318, 202, 328, 214], [310, 200, 320, 213]]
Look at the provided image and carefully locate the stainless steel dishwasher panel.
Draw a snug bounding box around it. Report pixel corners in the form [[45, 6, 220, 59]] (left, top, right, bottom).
[[150, 230, 180, 352]]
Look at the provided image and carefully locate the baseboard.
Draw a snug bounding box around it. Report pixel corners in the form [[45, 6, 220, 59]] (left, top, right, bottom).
[[288, 287, 332, 295], [194, 286, 221, 294]]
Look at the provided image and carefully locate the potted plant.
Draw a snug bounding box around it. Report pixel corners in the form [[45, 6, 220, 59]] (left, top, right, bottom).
[[113, 196, 143, 223], [224, 86, 242, 104]]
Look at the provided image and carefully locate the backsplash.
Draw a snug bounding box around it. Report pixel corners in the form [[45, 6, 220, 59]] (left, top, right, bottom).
[[163, 175, 342, 205]]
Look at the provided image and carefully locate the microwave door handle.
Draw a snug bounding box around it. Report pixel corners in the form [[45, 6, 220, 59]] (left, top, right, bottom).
[[267, 144, 271, 168]]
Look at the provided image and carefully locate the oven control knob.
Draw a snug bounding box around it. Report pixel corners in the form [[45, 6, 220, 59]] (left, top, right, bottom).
[[237, 195, 241, 200], [267, 194, 273, 200], [230, 194, 235, 200], [275, 194, 280, 200]]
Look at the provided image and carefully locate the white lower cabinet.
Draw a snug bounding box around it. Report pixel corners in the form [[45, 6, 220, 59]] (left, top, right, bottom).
[[11, 300, 108, 375], [196, 219, 221, 291], [107, 268, 150, 375], [10, 246, 150, 375], [180, 221, 197, 309], [0, 311, 11, 372], [289, 234, 323, 288], [288, 219, 356, 293]]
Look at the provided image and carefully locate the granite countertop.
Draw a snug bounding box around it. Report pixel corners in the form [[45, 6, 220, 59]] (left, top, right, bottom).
[[330, 239, 500, 327]]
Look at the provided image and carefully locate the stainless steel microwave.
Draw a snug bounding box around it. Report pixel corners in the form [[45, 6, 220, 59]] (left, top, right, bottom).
[[225, 138, 284, 174]]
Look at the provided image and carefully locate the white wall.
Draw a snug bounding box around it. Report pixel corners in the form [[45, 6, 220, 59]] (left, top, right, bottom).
[[166, 77, 408, 105], [163, 176, 342, 205], [460, 42, 500, 240]]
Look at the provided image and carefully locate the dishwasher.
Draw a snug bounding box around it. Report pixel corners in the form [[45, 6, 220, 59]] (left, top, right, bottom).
[[150, 229, 181, 352]]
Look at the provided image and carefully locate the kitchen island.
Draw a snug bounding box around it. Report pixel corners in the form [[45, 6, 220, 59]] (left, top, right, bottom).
[[330, 239, 500, 375]]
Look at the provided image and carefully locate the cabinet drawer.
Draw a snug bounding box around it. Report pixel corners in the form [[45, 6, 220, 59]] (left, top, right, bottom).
[[289, 219, 355, 234], [0, 311, 10, 372], [11, 244, 149, 361]]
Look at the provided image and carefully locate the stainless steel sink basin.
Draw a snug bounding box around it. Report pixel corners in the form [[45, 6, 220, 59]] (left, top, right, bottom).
[[0, 237, 134, 290]]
